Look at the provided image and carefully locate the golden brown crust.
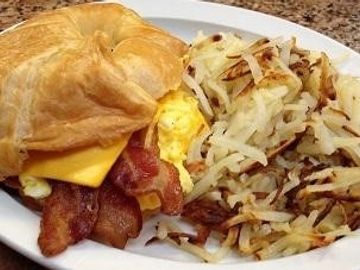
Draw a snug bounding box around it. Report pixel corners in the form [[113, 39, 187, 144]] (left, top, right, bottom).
[[0, 3, 188, 179]]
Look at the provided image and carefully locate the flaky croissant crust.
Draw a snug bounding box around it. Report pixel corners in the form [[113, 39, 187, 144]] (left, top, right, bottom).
[[0, 3, 188, 178]]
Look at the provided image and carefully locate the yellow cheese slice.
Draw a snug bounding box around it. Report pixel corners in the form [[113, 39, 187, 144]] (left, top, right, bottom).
[[136, 192, 161, 211], [21, 134, 131, 188]]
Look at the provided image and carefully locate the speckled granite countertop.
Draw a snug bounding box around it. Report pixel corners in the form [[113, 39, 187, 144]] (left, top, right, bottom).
[[0, 0, 359, 270], [207, 0, 360, 52]]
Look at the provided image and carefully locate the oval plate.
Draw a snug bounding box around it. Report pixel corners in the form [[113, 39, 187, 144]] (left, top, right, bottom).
[[1, 0, 360, 269]]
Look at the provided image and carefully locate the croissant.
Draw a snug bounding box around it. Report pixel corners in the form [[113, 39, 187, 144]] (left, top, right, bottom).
[[0, 3, 188, 179]]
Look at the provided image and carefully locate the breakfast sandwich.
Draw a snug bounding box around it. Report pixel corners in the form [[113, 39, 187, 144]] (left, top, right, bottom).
[[0, 3, 206, 256]]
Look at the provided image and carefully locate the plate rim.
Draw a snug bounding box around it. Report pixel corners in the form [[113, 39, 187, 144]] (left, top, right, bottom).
[[1, 0, 360, 269]]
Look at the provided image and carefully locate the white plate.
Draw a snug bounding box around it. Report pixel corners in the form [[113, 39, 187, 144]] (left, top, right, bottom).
[[1, 0, 360, 269]]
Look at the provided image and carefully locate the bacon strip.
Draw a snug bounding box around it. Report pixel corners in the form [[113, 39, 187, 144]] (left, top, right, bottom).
[[36, 130, 183, 256], [109, 131, 183, 215], [91, 181, 142, 249], [38, 183, 99, 257]]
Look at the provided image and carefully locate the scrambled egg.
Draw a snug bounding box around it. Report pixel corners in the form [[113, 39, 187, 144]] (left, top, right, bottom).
[[156, 90, 207, 193], [124, 90, 208, 211], [19, 175, 51, 199]]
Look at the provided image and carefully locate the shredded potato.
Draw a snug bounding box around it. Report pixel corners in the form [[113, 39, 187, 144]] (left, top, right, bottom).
[[151, 32, 360, 262]]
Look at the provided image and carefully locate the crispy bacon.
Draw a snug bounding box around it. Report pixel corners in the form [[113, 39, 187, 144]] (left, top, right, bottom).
[[109, 131, 183, 215], [91, 181, 142, 249], [38, 180, 143, 256], [38, 183, 99, 257], [21, 129, 183, 256]]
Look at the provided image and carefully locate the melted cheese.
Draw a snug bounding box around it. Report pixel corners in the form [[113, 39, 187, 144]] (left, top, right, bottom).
[[136, 192, 161, 211], [21, 134, 131, 188], [19, 175, 51, 199]]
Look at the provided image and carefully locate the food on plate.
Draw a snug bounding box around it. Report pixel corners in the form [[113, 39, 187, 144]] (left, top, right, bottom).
[[148, 32, 360, 262], [0, 2, 201, 256], [1, 2, 360, 263]]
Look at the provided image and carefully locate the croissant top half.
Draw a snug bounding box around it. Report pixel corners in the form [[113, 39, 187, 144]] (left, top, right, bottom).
[[0, 3, 188, 179]]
